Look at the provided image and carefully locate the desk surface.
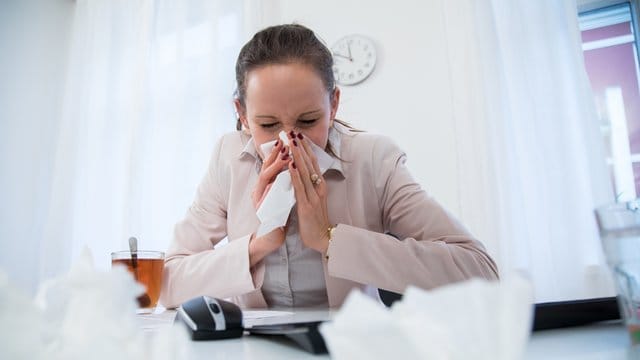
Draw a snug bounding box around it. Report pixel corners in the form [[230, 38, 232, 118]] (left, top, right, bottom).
[[526, 321, 636, 359], [138, 310, 638, 359]]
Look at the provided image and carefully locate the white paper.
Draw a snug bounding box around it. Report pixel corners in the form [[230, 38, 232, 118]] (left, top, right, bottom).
[[319, 275, 534, 360], [255, 131, 334, 236], [136, 309, 178, 332], [243, 310, 294, 320]]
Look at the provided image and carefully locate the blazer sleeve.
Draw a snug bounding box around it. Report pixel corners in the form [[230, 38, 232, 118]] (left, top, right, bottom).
[[159, 136, 264, 309], [327, 136, 499, 293]]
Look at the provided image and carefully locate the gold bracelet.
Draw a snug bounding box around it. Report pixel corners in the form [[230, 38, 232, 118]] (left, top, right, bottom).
[[325, 225, 336, 260]]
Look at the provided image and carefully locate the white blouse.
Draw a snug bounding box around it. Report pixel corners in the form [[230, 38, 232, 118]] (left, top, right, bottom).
[[252, 128, 343, 308], [260, 212, 329, 307]]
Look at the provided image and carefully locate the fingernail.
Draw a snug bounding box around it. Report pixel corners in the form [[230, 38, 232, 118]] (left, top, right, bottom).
[[281, 154, 289, 161], [275, 140, 279, 147], [292, 140, 298, 147], [292, 162, 297, 169], [289, 130, 295, 138], [280, 147, 287, 153], [297, 133, 303, 140]]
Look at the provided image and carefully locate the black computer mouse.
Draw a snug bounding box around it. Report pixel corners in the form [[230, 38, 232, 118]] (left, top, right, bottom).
[[177, 296, 244, 340]]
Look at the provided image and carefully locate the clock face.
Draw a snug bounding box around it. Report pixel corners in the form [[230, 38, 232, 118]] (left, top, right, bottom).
[[331, 35, 377, 86]]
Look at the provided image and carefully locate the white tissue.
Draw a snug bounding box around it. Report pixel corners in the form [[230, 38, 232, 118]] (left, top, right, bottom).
[[255, 130, 334, 236], [259, 130, 292, 157], [0, 272, 45, 359], [320, 275, 533, 360], [0, 248, 191, 360]]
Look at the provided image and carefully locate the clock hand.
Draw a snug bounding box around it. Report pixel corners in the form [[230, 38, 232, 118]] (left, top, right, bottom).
[[347, 43, 353, 62], [333, 53, 351, 60]]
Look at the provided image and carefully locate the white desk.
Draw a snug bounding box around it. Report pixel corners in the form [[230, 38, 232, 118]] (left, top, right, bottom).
[[138, 311, 638, 359], [525, 321, 637, 359]]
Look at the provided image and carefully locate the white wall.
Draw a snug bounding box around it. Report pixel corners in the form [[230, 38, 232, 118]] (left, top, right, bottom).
[[248, 0, 465, 220], [0, 0, 74, 294]]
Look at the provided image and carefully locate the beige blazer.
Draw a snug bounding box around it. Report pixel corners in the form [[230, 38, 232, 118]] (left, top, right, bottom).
[[160, 126, 499, 309]]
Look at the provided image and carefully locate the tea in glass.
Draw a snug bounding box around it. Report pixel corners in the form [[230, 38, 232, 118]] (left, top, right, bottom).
[[111, 250, 164, 312]]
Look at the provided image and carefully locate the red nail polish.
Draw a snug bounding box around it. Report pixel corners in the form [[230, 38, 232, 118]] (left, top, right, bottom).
[[292, 140, 298, 147], [275, 140, 279, 147], [297, 133, 303, 140], [289, 130, 295, 138], [280, 147, 287, 153], [281, 154, 289, 161], [292, 162, 297, 169]]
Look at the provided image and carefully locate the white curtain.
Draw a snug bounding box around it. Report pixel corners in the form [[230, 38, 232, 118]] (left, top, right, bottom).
[[1, 0, 243, 295], [441, 0, 616, 301]]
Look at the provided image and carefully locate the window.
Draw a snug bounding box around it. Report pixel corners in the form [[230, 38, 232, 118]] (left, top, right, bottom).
[[579, 2, 640, 200]]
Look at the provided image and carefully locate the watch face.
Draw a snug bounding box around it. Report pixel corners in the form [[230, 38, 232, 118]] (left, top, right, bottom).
[[331, 35, 376, 86]]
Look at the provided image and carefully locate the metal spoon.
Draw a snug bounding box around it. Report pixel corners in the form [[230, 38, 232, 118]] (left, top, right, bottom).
[[128, 236, 138, 269], [128, 236, 151, 308]]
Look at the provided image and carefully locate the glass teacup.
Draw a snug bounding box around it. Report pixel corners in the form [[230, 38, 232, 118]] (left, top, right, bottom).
[[111, 250, 164, 313]]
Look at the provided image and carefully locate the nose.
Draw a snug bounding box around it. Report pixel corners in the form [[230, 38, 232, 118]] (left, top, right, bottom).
[[282, 126, 300, 136]]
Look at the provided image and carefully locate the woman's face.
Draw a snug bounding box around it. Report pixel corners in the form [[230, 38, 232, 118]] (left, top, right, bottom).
[[236, 63, 340, 158]]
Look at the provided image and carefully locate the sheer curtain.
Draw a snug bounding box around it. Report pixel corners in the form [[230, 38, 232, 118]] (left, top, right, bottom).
[[442, 0, 616, 301], [3, 0, 243, 294]]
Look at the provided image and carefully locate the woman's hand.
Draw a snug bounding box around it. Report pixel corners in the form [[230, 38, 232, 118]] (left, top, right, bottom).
[[287, 131, 332, 254], [252, 139, 290, 209], [249, 139, 291, 266]]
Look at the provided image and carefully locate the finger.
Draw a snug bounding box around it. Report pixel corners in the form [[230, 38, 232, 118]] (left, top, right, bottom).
[[296, 138, 316, 182], [260, 146, 289, 176], [297, 134, 323, 188], [261, 140, 283, 170], [289, 133, 316, 200], [294, 134, 323, 196], [298, 133, 320, 173], [254, 145, 289, 204], [260, 146, 290, 183], [288, 160, 309, 204]]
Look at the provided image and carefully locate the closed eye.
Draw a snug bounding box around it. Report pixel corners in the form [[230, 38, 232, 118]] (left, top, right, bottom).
[[298, 119, 318, 126], [260, 122, 279, 129]]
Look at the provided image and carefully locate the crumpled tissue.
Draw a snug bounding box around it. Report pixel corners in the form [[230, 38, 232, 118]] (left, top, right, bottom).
[[0, 271, 44, 359], [319, 275, 533, 360], [255, 130, 334, 236], [0, 248, 190, 360]]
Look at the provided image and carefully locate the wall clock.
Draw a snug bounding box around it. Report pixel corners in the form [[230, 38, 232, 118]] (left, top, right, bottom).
[[331, 35, 377, 86]]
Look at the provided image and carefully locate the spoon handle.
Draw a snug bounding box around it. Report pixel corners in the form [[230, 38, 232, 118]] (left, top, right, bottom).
[[128, 236, 138, 270]]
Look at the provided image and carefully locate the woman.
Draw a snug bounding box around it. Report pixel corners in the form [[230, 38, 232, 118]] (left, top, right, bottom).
[[160, 24, 498, 309]]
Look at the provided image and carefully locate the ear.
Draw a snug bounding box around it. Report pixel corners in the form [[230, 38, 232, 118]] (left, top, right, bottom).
[[329, 87, 341, 126], [234, 98, 250, 130]]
